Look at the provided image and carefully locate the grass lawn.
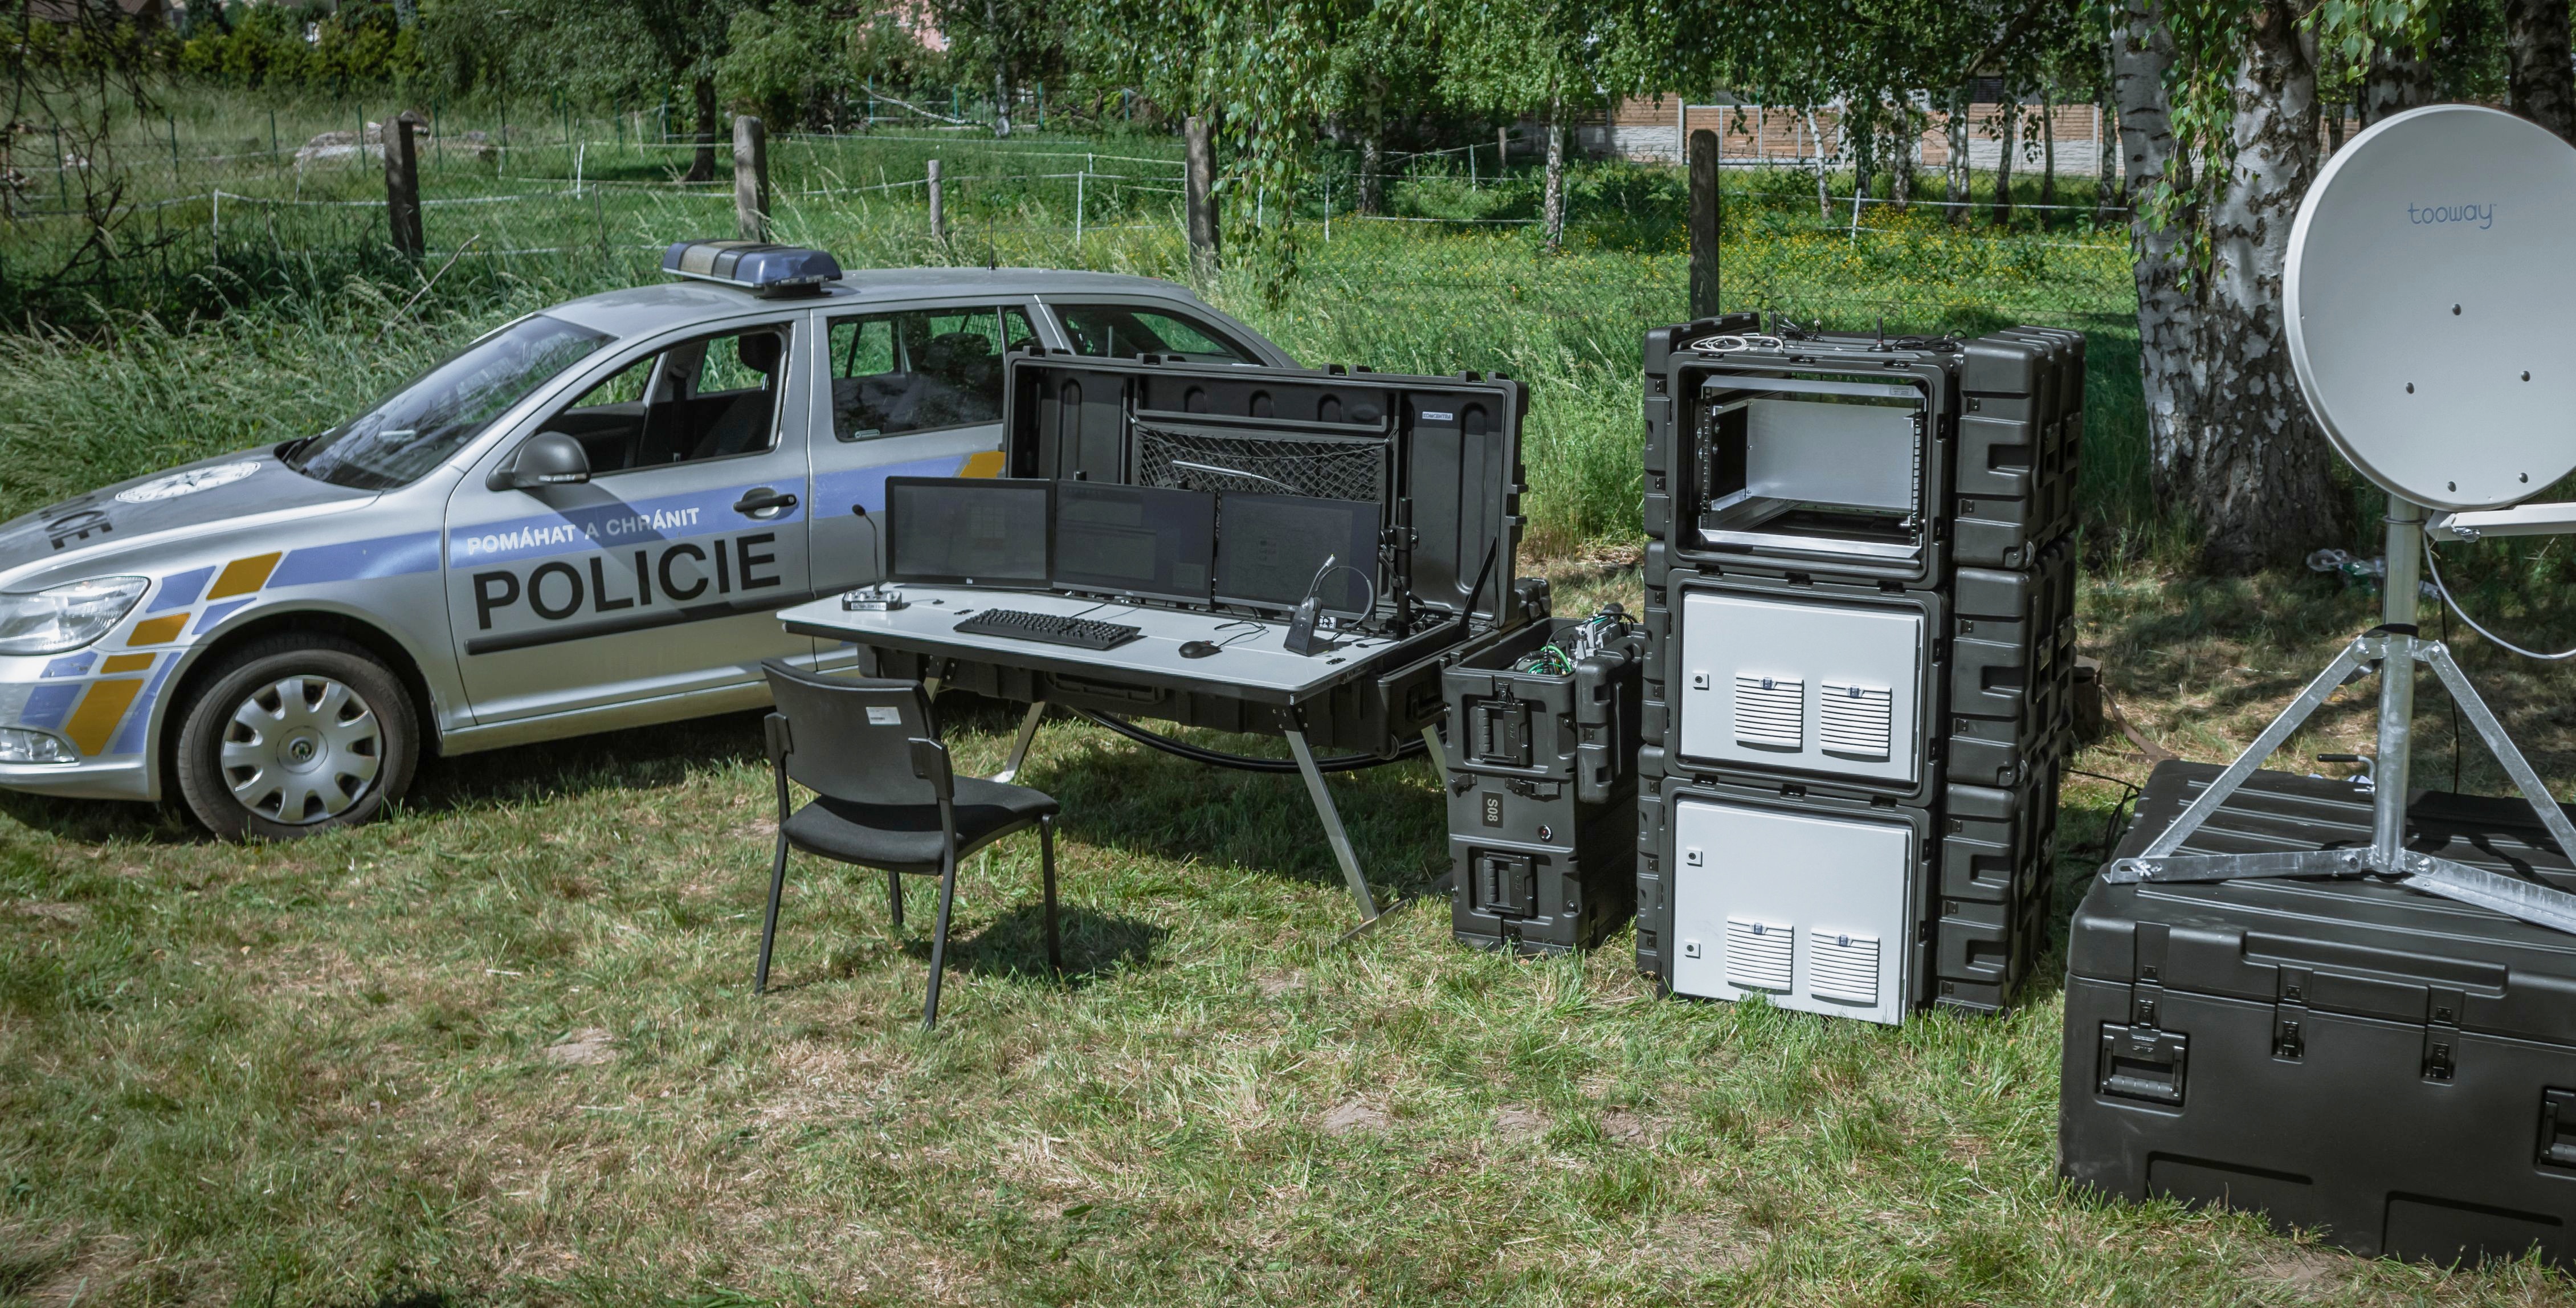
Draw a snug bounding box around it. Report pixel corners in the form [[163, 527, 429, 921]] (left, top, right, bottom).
[[11, 121, 2576, 1305]]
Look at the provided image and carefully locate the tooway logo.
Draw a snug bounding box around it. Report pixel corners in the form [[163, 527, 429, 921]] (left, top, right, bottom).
[[2409, 202, 2496, 229]]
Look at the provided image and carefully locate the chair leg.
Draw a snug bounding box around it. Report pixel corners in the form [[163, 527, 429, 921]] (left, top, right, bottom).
[[1039, 814, 1062, 974], [755, 832, 791, 995], [887, 869, 904, 930], [922, 844, 962, 1029]]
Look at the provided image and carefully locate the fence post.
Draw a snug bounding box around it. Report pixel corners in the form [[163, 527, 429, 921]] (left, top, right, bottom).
[[926, 158, 944, 240], [1184, 115, 1219, 278], [733, 115, 769, 242], [385, 109, 426, 259], [1688, 128, 1721, 319], [1498, 125, 1510, 172], [1075, 168, 1085, 245]]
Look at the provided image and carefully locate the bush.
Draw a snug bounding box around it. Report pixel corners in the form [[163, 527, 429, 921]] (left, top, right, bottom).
[[717, 6, 850, 131], [175, 0, 419, 92]]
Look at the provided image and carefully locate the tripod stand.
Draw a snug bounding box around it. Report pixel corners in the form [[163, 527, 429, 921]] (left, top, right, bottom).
[[2101, 498, 2576, 934]]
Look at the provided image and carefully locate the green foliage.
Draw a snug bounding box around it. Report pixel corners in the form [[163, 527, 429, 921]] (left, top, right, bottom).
[[175, 1, 421, 92], [716, 5, 850, 128]]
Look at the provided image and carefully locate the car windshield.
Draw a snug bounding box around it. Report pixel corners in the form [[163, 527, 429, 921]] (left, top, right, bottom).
[[285, 315, 613, 490]]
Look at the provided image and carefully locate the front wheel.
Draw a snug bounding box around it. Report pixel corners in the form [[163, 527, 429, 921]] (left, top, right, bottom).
[[174, 635, 419, 840]]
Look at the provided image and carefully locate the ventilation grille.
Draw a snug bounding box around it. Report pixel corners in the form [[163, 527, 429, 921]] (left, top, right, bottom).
[[1134, 421, 1386, 503], [1724, 917, 1794, 992], [1807, 930, 1881, 1005], [1733, 675, 1804, 750], [1819, 683, 1895, 759]]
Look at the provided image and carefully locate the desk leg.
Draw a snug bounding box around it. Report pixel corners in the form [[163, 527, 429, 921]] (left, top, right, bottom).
[[1419, 724, 1450, 779], [1284, 729, 1380, 928], [993, 701, 1047, 784]]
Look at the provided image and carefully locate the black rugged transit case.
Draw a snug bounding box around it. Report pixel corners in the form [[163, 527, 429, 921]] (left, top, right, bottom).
[[2063, 761, 2576, 1267]]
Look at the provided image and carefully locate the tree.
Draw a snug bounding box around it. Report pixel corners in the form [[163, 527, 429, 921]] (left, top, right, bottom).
[[2502, 0, 2576, 141], [2114, 0, 2346, 569], [1436, 0, 1655, 250], [938, 0, 1064, 136]]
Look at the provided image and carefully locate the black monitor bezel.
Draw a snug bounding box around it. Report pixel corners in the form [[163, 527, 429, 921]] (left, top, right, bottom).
[[1048, 480, 1218, 605], [1213, 490, 1384, 615], [883, 475, 1055, 588]]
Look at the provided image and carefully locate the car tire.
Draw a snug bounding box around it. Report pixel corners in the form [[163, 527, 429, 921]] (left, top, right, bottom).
[[174, 634, 419, 841]]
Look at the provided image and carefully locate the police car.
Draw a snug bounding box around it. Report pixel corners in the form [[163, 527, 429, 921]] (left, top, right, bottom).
[[0, 243, 1291, 838]]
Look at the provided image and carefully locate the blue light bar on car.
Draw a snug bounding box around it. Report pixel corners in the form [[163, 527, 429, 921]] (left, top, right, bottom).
[[659, 241, 843, 296]]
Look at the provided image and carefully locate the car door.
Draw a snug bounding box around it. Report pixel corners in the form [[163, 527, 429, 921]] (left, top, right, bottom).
[[443, 315, 815, 724], [805, 299, 1045, 600]]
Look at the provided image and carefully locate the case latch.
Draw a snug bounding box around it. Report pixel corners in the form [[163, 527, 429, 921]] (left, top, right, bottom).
[[2539, 1089, 2576, 1169], [2098, 1022, 2189, 1106]]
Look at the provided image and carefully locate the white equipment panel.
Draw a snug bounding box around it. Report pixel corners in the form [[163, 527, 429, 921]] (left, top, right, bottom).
[[1668, 796, 1916, 1025], [2285, 104, 2576, 511], [1675, 588, 1924, 787]]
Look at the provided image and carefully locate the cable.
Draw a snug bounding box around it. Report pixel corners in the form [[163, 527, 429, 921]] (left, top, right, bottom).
[[1067, 707, 1425, 773], [2424, 539, 2576, 660]]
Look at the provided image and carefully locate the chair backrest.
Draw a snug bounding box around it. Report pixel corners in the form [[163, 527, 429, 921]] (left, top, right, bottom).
[[761, 661, 942, 806]]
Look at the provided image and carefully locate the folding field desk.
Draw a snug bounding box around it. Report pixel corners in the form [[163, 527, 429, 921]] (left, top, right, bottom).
[[781, 350, 1538, 930]]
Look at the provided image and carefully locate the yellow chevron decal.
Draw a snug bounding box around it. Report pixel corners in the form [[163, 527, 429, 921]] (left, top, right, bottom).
[[64, 680, 144, 756], [208, 551, 282, 599], [126, 615, 187, 646], [99, 653, 155, 674]]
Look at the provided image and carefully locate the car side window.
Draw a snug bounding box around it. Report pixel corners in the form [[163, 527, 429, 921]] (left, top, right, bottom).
[[536, 324, 791, 474], [1052, 303, 1256, 364], [828, 305, 1038, 441]]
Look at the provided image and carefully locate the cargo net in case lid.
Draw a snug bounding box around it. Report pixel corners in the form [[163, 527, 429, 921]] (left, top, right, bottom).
[[1133, 419, 1388, 504]]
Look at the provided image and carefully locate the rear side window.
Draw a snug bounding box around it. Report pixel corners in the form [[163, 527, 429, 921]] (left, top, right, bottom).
[[828, 305, 1038, 440], [1053, 303, 1256, 364]]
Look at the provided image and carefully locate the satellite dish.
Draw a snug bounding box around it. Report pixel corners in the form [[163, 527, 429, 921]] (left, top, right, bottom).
[[2285, 104, 2576, 512]]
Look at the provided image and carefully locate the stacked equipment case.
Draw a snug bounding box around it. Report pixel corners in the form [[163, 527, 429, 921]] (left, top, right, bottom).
[[1440, 609, 1646, 953], [1632, 315, 2083, 1022]]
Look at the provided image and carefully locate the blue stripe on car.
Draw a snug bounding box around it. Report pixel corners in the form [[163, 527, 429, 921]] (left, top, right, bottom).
[[106, 656, 182, 756], [193, 598, 253, 634], [149, 565, 214, 613], [446, 482, 805, 566], [20, 684, 79, 731], [41, 653, 94, 678], [271, 531, 442, 588], [811, 454, 978, 517]]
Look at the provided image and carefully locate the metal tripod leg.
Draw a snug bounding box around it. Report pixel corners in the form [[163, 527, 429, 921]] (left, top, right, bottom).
[[1284, 728, 1381, 932], [993, 700, 1047, 784], [2418, 644, 2576, 858], [2134, 635, 2382, 859]]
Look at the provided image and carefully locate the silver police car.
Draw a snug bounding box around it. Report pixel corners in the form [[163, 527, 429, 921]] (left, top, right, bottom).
[[0, 245, 1289, 838]]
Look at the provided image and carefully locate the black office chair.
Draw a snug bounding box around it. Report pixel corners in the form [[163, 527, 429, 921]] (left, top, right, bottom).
[[756, 661, 1061, 1028]]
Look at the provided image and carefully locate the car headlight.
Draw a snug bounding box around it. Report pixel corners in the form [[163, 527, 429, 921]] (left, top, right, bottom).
[[0, 577, 151, 655]]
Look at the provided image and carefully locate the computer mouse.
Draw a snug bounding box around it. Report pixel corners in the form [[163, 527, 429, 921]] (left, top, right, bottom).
[[1178, 640, 1221, 659]]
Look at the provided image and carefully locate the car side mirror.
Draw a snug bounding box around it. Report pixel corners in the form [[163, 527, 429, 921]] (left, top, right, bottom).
[[488, 431, 590, 491]]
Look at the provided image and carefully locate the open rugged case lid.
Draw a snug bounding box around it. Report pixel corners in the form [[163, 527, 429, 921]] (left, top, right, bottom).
[[1002, 351, 1529, 633]]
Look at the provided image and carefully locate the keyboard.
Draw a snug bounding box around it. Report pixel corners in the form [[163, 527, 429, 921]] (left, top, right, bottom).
[[953, 608, 1143, 651]]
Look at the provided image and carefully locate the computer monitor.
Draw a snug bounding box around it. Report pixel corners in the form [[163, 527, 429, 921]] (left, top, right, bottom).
[[884, 476, 1052, 587], [1051, 482, 1217, 602], [1215, 492, 1382, 614]]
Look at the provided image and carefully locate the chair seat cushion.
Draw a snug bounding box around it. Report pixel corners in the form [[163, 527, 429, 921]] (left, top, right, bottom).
[[782, 777, 1059, 873]]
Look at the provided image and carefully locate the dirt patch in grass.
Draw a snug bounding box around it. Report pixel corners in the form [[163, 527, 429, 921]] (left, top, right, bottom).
[[544, 1028, 618, 1066]]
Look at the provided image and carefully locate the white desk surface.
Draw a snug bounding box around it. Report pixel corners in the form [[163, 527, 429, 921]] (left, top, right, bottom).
[[777, 585, 1421, 699]]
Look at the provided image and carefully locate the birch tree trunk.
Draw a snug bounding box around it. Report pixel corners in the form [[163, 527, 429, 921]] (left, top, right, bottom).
[[2095, 72, 2120, 222], [2505, 0, 2576, 142], [2187, 0, 2344, 568], [2039, 88, 2057, 210], [1893, 102, 1916, 209], [1542, 100, 1567, 250], [2359, 35, 2435, 127], [1359, 128, 1382, 214], [1947, 87, 1970, 223], [2113, 0, 2198, 506], [1807, 108, 1830, 218], [1991, 101, 2015, 225]]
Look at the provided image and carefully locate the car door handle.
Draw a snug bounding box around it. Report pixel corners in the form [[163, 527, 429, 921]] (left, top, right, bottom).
[[733, 487, 798, 518]]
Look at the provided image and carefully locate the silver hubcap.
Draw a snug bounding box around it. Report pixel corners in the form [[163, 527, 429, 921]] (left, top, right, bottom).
[[219, 675, 382, 824]]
